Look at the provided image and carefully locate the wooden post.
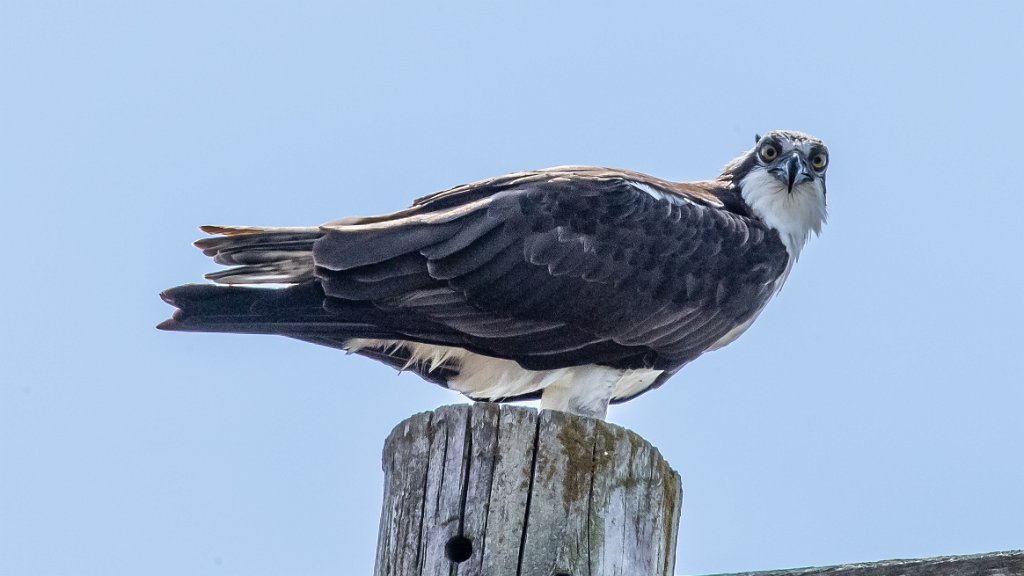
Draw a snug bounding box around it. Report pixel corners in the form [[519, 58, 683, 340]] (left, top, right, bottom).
[[374, 403, 683, 576]]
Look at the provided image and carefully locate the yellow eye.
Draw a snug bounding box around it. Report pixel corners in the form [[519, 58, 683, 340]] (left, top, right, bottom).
[[811, 153, 828, 170], [759, 144, 779, 162]]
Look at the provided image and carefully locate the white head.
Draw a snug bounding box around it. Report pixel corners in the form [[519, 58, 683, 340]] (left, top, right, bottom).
[[720, 130, 829, 257]]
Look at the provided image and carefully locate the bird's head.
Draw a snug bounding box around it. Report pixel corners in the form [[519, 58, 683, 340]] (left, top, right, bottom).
[[719, 130, 829, 256]]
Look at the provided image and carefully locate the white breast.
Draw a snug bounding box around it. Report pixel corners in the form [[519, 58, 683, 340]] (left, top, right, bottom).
[[739, 170, 827, 260]]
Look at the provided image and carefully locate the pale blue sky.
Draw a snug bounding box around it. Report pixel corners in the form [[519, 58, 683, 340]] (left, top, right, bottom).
[[2, 2, 1022, 575]]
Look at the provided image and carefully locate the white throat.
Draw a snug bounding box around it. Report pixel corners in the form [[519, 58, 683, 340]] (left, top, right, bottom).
[[739, 170, 827, 259]]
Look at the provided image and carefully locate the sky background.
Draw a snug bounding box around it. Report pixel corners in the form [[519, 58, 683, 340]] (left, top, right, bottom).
[[2, 1, 1023, 575]]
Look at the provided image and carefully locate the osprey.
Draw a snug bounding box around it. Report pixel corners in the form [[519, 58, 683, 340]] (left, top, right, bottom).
[[160, 130, 828, 419]]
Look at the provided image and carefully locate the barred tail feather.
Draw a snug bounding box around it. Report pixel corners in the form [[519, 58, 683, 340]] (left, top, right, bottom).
[[194, 225, 323, 285]]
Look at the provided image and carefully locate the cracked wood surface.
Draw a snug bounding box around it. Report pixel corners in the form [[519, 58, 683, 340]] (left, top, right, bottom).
[[374, 403, 683, 576]]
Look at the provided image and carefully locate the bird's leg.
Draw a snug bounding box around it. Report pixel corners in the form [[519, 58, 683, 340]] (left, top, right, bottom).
[[539, 365, 620, 420]]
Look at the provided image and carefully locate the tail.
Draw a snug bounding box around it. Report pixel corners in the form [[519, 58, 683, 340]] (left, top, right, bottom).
[[158, 282, 461, 386], [159, 281, 321, 333], [194, 225, 323, 284], [157, 281, 397, 341], [161, 224, 340, 334]]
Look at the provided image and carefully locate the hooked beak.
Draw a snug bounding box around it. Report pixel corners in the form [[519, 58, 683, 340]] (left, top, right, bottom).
[[769, 152, 814, 193]]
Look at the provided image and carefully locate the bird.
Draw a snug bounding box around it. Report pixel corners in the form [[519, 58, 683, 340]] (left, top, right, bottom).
[[159, 130, 828, 420]]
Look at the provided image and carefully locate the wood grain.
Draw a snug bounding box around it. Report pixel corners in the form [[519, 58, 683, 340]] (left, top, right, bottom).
[[374, 404, 682, 576]]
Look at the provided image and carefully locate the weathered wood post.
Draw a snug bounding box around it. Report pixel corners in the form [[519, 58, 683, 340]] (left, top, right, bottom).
[[374, 403, 682, 576]]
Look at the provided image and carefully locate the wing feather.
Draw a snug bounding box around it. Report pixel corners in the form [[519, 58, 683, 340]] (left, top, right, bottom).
[[315, 221, 463, 271], [426, 223, 520, 280], [309, 170, 788, 376]]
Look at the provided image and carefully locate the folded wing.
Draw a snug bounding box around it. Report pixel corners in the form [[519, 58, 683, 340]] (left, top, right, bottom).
[[312, 168, 789, 373]]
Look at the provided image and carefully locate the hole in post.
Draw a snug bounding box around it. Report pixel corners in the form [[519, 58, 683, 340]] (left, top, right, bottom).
[[445, 535, 473, 563]]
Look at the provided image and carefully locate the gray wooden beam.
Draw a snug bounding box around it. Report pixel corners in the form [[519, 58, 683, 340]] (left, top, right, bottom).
[[707, 550, 1024, 576]]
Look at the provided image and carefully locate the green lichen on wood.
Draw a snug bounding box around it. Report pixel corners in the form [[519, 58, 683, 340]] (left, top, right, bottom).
[[617, 426, 647, 492], [555, 415, 595, 508], [658, 455, 681, 571], [555, 415, 685, 574]]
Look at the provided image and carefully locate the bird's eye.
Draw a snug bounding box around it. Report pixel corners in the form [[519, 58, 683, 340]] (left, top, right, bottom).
[[811, 153, 828, 170], [759, 144, 779, 162]]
